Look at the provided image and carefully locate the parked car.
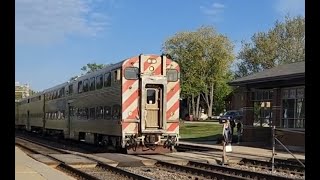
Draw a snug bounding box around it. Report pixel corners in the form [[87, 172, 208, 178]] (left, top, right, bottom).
[[219, 110, 243, 123]]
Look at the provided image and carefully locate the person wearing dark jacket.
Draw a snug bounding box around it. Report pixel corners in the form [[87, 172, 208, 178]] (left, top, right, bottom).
[[236, 121, 243, 144]]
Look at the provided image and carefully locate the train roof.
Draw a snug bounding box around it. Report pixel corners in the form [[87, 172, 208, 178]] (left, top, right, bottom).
[[42, 82, 69, 93], [19, 54, 167, 97], [75, 60, 124, 82], [40, 57, 127, 93]]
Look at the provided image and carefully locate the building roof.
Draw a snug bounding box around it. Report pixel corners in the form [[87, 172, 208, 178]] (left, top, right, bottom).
[[229, 61, 305, 86]]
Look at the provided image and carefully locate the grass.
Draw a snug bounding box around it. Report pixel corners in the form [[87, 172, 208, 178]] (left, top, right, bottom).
[[179, 121, 223, 141]]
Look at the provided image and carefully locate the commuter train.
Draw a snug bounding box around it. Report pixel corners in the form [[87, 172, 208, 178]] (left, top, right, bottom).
[[15, 54, 180, 154]]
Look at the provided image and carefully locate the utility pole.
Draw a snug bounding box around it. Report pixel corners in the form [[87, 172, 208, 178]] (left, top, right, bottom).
[[271, 125, 275, 173]]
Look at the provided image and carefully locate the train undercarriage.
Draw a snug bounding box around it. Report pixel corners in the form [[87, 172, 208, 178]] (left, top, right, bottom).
[[16, 125, 178, 154]]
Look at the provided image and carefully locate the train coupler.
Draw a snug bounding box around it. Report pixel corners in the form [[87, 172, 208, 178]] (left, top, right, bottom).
[[125, 135, 138, 151], [163, 136, 177, 150]]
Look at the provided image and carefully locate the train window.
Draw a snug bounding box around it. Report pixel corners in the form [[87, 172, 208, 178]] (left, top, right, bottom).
[[28, 99, 30, 103], [83, 79, 89, 92], [77, 108, 82, 119], [84, 108, 89, 119], [104, 106, 111, 120], [124, 67, 139, 80], [57, 111, 61, 119], [90, 77, 95, 91], [104, 73, 111, 87], [147, 90, 156, 104], [114, 69, 121, 82], [89, 108, 95, 119], [96, 106, 104, 119], [69, 84, 73, 95], [61, 110, 65, 119], [57, 90, 61, 98], [166, 69, 178, 82], [78, 81, 83, 93], [112, 105, 121, 120], [96, 75, 103, 89], [61, 88, 65, 97], [69, 107, 75, 117]]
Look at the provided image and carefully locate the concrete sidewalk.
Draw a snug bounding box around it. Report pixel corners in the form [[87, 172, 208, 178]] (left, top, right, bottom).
[[15, 146, 75, 180], [178, 141, 305, 160]]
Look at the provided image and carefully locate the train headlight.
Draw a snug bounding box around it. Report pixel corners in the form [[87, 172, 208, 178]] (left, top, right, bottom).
[[151, 59, 157, 64], [170, 112, 174, 116], [147, 59, 157, 64], [149, 66, 154, 71], [128, 111, 132, 116]]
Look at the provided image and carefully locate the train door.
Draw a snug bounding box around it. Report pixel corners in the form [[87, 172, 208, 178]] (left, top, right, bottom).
[[144, 84, 163, 130], [27, 110, 30, 131]]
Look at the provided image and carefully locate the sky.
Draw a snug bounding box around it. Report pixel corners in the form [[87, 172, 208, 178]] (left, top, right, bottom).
[[15, 0, 305, 91]]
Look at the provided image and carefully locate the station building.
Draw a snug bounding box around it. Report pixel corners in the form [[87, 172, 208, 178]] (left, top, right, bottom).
[[228, 61, 305, 151], [15, 82, 30, 101]]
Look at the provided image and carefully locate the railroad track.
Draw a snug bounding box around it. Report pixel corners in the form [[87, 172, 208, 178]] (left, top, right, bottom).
[[240, 158, 305, 175], [154, 160, 296, 180], [174, 145, 305, 179], [15, 137, 153, 180], [16, 134, 304, 179], [15, 130, 110, 154], [175, 143, 218, 152]]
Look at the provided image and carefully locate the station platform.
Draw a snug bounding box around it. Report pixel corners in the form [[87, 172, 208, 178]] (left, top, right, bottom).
[[15, 146, 75, 180], [178, 141, 305, 160]]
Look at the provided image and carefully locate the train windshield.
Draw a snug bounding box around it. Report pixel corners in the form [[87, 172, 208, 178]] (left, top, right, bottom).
[[167, 69, 178, 82], [124, 67, 139, 80], [147, 89, 156, 104]]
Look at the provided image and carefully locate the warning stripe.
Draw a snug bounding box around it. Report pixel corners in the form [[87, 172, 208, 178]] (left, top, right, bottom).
[[144, 61, 151, 71], [166, 100, 179, 119], [166, 84, 180, 113], [122, 90, 139, 112], [122, 122, 138, 132], [166, 83, 180, 102], [122, 80, 136, 92], [123, 57, 139, 69], [167, 122, 179, 131], [122, 122, 130, 130], [169, 108, 180, 120], [123, 98, 138, 119], [154, 63, 162, 75]]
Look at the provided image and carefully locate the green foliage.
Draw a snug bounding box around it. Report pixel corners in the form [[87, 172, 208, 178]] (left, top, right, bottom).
[[212, 72, 233, 114], [235, 15, 305, 78], [81, 63, 106, 74], [162, 26, 235, 116], [69, 63, 109, 81], [29, 89, 36, 95]]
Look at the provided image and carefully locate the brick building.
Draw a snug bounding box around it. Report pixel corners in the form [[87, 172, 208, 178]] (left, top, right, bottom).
[[228, 61, 305, 151]]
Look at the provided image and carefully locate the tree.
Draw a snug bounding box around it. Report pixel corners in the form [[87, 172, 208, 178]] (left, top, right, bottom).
[[81, 63, 106, 74], [69, 63, 109, 81], [29, 89, 36, 95], [235, 15, 305, 78], [162, 26, 235, 118]]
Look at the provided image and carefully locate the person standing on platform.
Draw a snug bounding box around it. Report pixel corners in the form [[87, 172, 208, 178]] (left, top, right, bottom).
[[236, 120, 243, 144]]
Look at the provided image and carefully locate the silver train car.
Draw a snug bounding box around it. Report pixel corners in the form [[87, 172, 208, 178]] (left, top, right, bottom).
[[15, 54, 180, 154]]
